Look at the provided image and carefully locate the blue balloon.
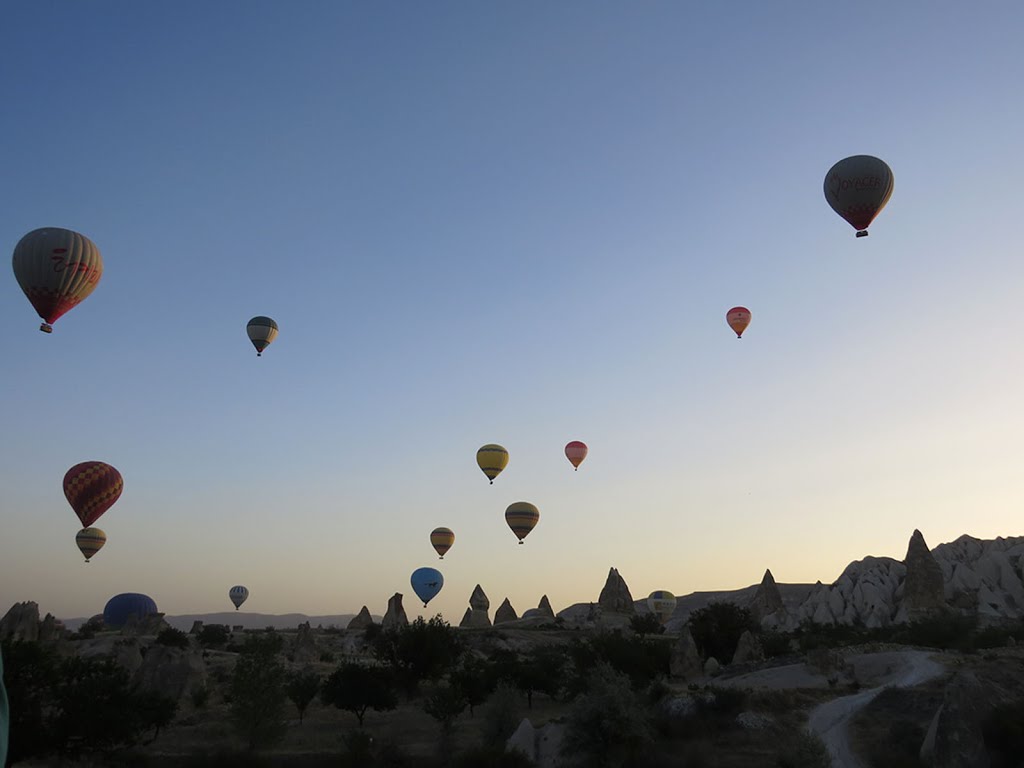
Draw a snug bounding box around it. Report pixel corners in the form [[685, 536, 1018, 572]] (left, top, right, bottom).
[[103, 593, 158, 627], [410, 567, 444, 607]]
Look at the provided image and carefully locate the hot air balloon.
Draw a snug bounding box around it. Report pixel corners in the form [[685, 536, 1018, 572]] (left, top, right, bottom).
[[75, 528, 106, 563], [726, 307, 751, 339], [476, 444, 508, 484], [411, 567, 444, 607], [646, 590, 677, 623], [565, 441, 588, 471], [64, 462, 123, 528], [824, 155, 894, 237], [229, 585, 249, 610], [247, 316, 278, 356], [102, 593, 157, 628], [12, 227, 103, 333], [430, 527, 455, 559], [505, 502, 539, 544]]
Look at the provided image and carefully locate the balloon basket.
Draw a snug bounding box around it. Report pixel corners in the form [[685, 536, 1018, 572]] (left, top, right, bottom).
[[856, 230, 869, 238], [40, 323, 53, 333]]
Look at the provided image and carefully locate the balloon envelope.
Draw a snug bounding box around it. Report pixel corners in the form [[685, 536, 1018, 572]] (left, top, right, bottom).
[[411, 567, 444, 607], [647, 590, 677, 623], [823, 155, 894, 236], [103, 593, 158, 628], [476, 444, 508, 484], [64, 462, 124, 527], [505, 502, 540, 544], [12, 227, 103, 332], [247, 316, 278, 356], [76, 527, 106, 562], [229, 585, 249, 610], [430, 527, 455, 559], [565, 441, 588, 470], [726, 307, 751, 338]]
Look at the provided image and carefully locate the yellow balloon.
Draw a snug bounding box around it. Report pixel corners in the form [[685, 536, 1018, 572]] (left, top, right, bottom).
[[76, 527, 106, 563], [476, 444, 508, 484]]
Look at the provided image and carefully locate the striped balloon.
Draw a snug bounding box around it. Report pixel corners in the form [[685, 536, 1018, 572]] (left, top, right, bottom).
[[229, 585, 249, 610], [63, 462, 123, 528], [476, 444, 508, 484], [76, 527, 106, 562], [505, 502, 539, 544], [12, 228, 103, 333], [647, 590, 677, 623], [246, 316, 278, 356], [430, 527, 455, 559]]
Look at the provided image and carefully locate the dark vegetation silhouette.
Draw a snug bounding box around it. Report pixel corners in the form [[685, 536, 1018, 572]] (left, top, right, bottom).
[[686, 602, 756, 662], [1, 639, 176, 763], [322, 662, 398, 727], [229, 634, 288, 750], [286, 667, 321, 724]]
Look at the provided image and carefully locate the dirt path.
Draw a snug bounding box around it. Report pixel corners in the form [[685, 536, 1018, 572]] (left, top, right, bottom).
[[807, 651, 945, 768]]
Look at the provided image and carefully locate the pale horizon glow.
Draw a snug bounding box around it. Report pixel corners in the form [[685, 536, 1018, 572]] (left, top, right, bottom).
[[2, 3, 1023, 624]]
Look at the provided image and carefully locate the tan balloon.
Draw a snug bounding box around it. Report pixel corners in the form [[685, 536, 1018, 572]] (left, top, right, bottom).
[[12, 228, 103, 333]]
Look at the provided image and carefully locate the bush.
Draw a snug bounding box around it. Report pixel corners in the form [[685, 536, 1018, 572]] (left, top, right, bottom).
[[775, 731, 831, 768], [561, 663, 653, 768], [480, 682, 522, 748], [322, 662, 398, 727], [197, 624, 229, 649], [687, 602, 755, 663], [229, 641, 288, 750], [629, 613, 665, 635], [156, 627, 190, 649]]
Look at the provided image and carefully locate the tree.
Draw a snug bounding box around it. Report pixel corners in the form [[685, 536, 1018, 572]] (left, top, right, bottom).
[[50, 656, 177, 759], [371, 616, 464, 695], [230, 640, 288, 750], [515, 644, 567, 708], [321, 663, 398, 727], [560, 664, 653, 768], [286, 668, 321, 725], [424, 682, 467, 759], [629, 613, 665, 636], [451, 655, 495, 716], [1, 639, 58, 762], [156, 627, 190, 649], [480, 681, 522, 748], [686, 602, 755, 663], [197, 624, 230, 648]]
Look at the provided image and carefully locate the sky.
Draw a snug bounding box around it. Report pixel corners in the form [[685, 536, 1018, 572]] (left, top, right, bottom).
[[2, 2, 1023, 623]]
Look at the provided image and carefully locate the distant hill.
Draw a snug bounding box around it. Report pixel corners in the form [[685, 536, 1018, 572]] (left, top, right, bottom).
[[59, 612, 377, 631]]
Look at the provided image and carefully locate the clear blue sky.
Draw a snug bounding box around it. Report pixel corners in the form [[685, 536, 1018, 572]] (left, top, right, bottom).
[[2, 2, 1023, 622]]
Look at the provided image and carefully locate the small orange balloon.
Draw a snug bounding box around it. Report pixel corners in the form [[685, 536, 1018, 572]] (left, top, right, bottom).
[[726, 307, 751, 339]]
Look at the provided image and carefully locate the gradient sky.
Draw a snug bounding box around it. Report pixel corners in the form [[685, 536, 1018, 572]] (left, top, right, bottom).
[[2, 2, 1023, 623]]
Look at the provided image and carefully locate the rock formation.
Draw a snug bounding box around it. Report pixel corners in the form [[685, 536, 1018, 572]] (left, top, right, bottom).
[[494, 598, 518, 624], [598, 568, 635, 613], [731, 630, 764, 665], [189, 620, 204, 635], [669, 626, 703, 679], [523, 595, 556, 621], [749, 569, 786, 625], [898, 529, 946, 621], [538, 595, 555, 618], [462, 585, 491, 628], [703, 657, 721, 676], [459, 608, 473, 628], [0, 601, 40, 641], [507, 718, 567, 767], [347, 606, 374, 630], [920, 671, 991, 768], [38, 613, 61, 643], [292, 621, 319, 663], [113, 638, 144, 675], [382, 593, 409, 630]]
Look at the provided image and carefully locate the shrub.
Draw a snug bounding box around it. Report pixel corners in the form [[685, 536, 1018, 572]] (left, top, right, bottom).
[[775, 731, 831, 768], [156, 627, 189, 649], [629, 613, 665, 636], [687, 602, 755, 663], [561, 663, 653, 768], [480, 682, 522, 748]]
